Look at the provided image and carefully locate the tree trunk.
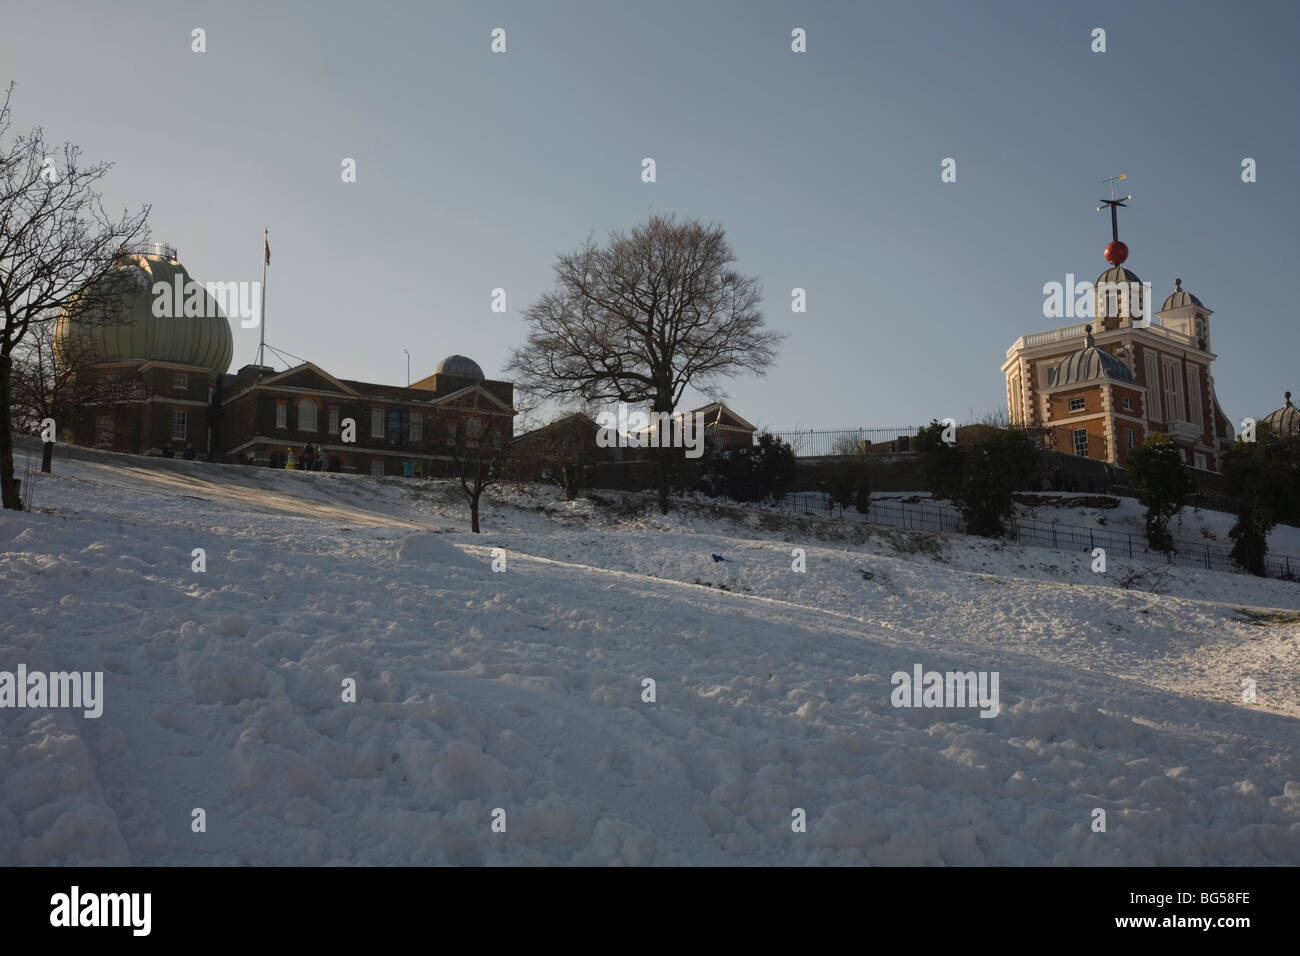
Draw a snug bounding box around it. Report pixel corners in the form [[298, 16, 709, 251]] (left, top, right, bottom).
[[41, 438, 53, 473], [0, 356, 21, 511], [471, 490, 481, 533], [657, 445, 671, 514]]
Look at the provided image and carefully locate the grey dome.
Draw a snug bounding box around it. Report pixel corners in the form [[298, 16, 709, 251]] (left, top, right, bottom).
[[1095, 264, 1142, 287], [1261, 392, 1299, 438], [435, 354, 485, 379], [1050, 343, 1135, 387], [1160, 278, 1205, 312]]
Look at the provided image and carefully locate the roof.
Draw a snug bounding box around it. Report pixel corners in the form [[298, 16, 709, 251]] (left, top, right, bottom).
[[435, 354, 485, 379], [54, 252, 234, 376], [1160, 278, 1207, 312], [1261, 392, 1300, 437], [1049, 330, 1135, 387]]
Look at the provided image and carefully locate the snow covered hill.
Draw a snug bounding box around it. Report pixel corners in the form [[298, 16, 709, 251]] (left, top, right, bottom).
[[2, 446, 1298, 865]]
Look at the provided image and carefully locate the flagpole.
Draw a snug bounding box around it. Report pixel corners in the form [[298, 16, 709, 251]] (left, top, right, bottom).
[[257, 228, 268, 379]]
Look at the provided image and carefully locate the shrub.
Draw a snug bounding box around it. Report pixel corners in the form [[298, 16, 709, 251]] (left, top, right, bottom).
[[915, 421, 1039, 537], [1126, 434, 1195, 555]]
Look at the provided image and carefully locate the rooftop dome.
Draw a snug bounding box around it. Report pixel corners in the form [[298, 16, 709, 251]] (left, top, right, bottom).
[[1095, 264, 1142, 288], [435, 354, 485, 379], [1261, 391, 1300, 438], [1160, 277, 1205, 312], [53, 247, 234, 376], [1049, 326, 1135, 387]]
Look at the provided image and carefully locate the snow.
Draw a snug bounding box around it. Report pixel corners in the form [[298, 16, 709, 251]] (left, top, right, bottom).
[[2, 446, 1298, 865]]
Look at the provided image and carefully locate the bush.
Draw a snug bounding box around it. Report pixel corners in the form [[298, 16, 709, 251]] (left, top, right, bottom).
[[824, 457, 871, 512], [1223, 435, 1300, 575], [1126, 434, 1195, 555], [691, 432, 796, 502], [915, 421, 1039, 537]]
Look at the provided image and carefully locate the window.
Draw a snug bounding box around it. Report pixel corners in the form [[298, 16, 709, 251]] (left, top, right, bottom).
[[410, 414, 422, 443], [276, 402, 287, 429], [298, 398, 317, 431], [466, 417, 482, 447], [1068, 397, 1085, 413], [386, 408, 407, 448], [370, 459, 384, 477], [1186, 370, 1202, 427], [491, 430, 502, 451], [1144, 352, 1162, 422], [171, 410, 188, 442], [1072, 428, 1088, 458], [173, 373, 188, 390], [1125, 428, 1134, 449], [1162, 358, 1182, 422], [1194, 452, 1207, 470], [328, 408, 339, 434], [1121, 396, 1131, 411], [371, 407, 385, 439], [446, 422, 457, 446]]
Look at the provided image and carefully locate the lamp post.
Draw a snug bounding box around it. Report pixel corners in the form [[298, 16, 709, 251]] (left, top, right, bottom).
[[403, 349, 410, 386]]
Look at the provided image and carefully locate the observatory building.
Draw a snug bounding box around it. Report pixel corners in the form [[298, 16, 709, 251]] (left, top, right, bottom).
[[54, 242, 233, 456], [1001, 215, 1234, 472], [54, 243, 515, 474]]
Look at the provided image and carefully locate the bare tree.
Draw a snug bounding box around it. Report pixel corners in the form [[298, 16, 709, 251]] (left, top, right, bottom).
[[507, 214, 782, 513], [515, 411, 600, 500], [0, 84, 149, 508], [7, 316, 116, 472], [435, 412, 516, 533]]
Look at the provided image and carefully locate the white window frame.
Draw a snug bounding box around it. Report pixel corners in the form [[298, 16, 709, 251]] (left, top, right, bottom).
[[1144, 351, 1162, 422], [1072, 428, 1088, 458], [171, 410, 188, 442], [1125, 427, 1134, 449], [298, 398, 317, 432], [276, 402, 287, 430], [371, 407, 385, 439], [173, 373, 188, 391], [1193, 452, 1207, 470], [1068, 397, 1085, 413], [1186, 368, 1202, 427], [328, 408, 339, 434], [1162, 358, 1182, 423], [1121, 396, 1131, 411]]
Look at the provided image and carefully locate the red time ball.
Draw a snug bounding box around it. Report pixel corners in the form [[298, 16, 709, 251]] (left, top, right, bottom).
[[1104, 240, 1129, 265]]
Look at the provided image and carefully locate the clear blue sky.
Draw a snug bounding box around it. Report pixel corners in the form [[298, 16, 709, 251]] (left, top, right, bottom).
[[3, 0, 1296, 432]]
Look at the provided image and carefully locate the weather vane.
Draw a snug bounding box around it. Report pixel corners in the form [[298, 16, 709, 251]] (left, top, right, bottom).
[[1097, 174, 1132, 264]]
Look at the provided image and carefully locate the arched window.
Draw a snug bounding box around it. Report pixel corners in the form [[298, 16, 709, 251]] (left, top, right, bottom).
[[298, 398, 317, 431]]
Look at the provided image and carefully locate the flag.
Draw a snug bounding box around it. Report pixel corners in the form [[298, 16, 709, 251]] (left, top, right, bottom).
[[264, 234, 271, 266]]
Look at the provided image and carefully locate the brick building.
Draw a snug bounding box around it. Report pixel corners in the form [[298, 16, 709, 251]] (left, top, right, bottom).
[[55, 243, 233, 456], [1003, 262, 1234, 471], [215, 355, 514, 476], [55, 245, 514, 472]]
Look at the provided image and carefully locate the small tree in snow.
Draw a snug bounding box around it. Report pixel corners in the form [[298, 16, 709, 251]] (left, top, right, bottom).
[[1126, 433, 1195, 554]]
